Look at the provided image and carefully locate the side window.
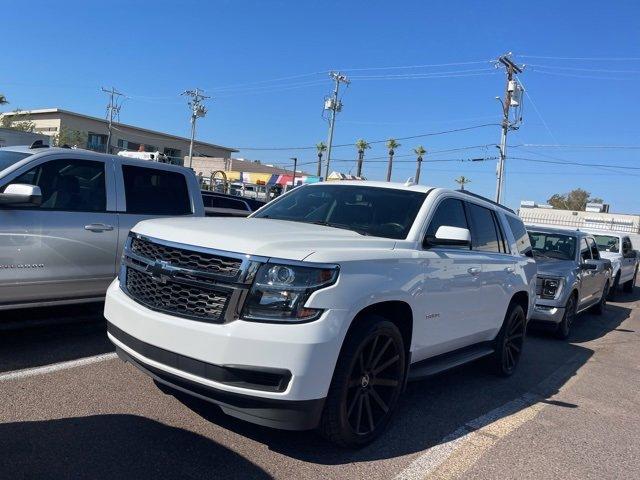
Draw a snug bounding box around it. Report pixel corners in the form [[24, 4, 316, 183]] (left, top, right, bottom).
[[622, 238, 633, 258], [8, 158, 106, 212], [424, 198, 468, 248], [122, 165, 191, 215], [506, 215, 533, 257], [587, 238, 600, 260], [465, 202, 501, 253], [580, 238, 592, 262]]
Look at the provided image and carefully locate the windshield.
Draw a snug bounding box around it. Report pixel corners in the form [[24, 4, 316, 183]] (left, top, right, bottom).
[[593, 234, 619, 253], [528, 231, 577, 260], [252, 184, 427, 239], [0, 150, 31, 173]]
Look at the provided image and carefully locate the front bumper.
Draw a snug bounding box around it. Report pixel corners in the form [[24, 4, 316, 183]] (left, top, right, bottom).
[[104, 280, 350, 429], [529, 302, 565, 324]]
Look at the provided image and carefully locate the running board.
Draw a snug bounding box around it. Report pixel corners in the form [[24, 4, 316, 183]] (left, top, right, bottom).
[[408, 343, 495, 381]]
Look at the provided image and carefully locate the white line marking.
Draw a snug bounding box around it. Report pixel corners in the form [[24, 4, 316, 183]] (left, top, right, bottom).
[[0, 352, 117, 382], [394, 354, 584, 480]]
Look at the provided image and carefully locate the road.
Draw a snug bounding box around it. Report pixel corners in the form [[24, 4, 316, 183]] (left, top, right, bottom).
[[1, 286, 639, 480]]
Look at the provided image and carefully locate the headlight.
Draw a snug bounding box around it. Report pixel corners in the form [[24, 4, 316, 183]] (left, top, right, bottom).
[[241, 262, 339, 323], [541, 277, 562, 299]]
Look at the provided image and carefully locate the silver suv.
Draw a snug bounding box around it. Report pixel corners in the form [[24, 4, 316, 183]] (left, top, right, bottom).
[[0, 144, 204, 311], [527, 226, 612, 339]]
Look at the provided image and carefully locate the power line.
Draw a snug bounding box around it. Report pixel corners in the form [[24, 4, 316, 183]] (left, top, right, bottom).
[[337, 60, 493, 72], [347, 68, 495, 79], [530, 69, 628, 81], [527, 64, 640, 74], [519, 55, 640, 61], [514, 76, 558, 143], [512, 144, 640, 149], [508, 156, 640, 170], [232, 123, 500, 151]]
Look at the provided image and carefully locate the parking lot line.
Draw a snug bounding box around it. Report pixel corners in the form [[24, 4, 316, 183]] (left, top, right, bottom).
[[0, 352, 117, 382], [394, 352, 584, 480]]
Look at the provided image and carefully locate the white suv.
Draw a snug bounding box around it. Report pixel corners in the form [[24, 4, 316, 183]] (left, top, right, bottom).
[[104, 182, 537, 446]]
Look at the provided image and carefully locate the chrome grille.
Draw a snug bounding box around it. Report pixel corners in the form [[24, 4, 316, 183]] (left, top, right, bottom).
[[125, 268, 229, 322], [131, 237, 241, 278]]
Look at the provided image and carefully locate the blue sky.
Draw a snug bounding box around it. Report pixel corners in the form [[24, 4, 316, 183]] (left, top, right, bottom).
[[2, 0, 639, 211]]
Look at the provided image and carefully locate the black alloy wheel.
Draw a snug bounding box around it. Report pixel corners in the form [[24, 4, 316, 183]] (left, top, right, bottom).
[[556, 294, 577, 340], [320, 317, 405, 447], [593, 281, 609, 315], [501, 306, 526, 374]]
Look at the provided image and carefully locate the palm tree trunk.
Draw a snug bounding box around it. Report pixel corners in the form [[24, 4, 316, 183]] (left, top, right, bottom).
[[316, 154, 322, 177], [386, 151, 394, 181], [356, 151, 364, 178], [415, 157, 422, 183]]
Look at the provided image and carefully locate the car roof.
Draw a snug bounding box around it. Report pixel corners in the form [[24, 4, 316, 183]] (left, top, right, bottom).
[[307, 180, 433, 193], [579, 229, 625, 238], [526, 224, 591, 238]]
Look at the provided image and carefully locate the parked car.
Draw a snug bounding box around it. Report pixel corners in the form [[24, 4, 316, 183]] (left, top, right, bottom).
[[201, 190, 265, 217], [582, 230, 638, 297], [0, 143, 204, 311], [104, 182, 536, 447], [527, 226, 612, 339]]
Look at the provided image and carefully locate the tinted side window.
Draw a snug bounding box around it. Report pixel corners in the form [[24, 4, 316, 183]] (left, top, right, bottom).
[[587, 238, 600, 260], [425, 198, 468, 248], [580, 238, 591, 262], [466, 202, 501, 253], [209, 196, 250, 210], [506, 215, 533, 257], [122, 165, 191, 215], [9, 158, 106, 212]]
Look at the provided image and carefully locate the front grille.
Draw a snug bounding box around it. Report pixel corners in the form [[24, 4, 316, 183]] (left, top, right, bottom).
[[125, 268, 230, 322], [131, 237, 241, 278]]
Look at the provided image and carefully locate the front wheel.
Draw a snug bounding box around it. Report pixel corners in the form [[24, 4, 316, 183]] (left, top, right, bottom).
[[608, 273, 620, 300], [592, 281, 609, 315], [319, 316, 406, 448], [491, 303, 526, 376], [555, 294, 577, 340]]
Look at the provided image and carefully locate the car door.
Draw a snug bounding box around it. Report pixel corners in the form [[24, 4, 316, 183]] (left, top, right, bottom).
[[412, 197, 486, 359], [464, 201, 515, 337], [0, 155, 118, 305], [578, 238, 598, 307], [587, 237, 608, 297], [115, 161, 195, 264], [621, 237, 635, 282]]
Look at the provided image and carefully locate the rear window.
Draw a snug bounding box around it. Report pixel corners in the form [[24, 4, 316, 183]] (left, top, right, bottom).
[[203, 195, 249, 210], [122, 165, 191, 215], [506, 215, 533, 257]]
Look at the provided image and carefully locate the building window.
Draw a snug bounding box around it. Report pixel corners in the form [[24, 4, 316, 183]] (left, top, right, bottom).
[[163, 147, 182, 165], [117, 139, 141, 152], [87, 132, 108, 152]]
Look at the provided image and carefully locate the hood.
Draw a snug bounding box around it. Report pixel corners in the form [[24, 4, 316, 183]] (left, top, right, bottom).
[[534, 257, 576, 278], [132, 217, 397, 261]]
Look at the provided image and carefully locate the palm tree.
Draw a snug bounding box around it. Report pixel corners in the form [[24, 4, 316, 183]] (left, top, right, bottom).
[[316, 142, 327, 178], [385, 138, 400, 182], [355, 139, 370, 178], [413, 145, 426, 184], [455, 176, 471, 190]]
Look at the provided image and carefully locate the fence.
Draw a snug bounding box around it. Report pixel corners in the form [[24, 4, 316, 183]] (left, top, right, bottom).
[[519, 212, 640, 234]]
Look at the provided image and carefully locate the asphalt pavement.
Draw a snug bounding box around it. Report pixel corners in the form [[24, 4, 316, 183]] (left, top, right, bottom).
[[1, 285, 639, 480]]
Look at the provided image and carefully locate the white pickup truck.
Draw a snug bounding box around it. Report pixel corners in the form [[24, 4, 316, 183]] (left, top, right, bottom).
[[584, 230, 638, 297], [105, 181, 537, 446], [0, 144, 204, 310]]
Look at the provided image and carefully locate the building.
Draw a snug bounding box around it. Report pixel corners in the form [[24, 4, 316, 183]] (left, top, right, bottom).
[[0, 108, 236, 163], [190, 156, 319, 187], [0, 128, 49, 148]]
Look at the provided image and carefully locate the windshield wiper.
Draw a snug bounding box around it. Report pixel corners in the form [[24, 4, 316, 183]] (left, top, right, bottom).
[[308, 221, 370, 236]]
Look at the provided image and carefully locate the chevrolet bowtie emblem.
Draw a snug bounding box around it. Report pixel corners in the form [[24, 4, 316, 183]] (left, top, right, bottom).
[[149, 260, 171, 284]]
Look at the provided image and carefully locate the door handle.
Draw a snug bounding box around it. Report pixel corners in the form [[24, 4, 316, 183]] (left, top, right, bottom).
[[467, 267, 481, 276], [85, 223, 114, 232]]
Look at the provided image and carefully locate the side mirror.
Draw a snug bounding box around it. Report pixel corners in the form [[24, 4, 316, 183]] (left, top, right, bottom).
[[0, 184, 42, 206], [581, 260, 598, 271], [426, 225, 471, 248]]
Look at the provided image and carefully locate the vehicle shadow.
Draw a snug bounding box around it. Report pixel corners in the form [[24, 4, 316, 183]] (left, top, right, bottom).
[[0, 414, 271, 480], [0, 303, 112, 373], [173, 301, 632, 466]]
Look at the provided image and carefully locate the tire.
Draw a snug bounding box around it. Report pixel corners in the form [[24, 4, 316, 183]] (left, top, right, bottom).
[[491, 303, 526, 376], [592, 281, 609, 315], [555, 294, 577, 340], [319, 316, 406, 448], [623, 268, 637, 293], [608, 273, 620, 300]]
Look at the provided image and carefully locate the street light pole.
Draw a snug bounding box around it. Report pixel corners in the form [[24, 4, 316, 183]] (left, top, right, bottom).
[[182, 88, 210, 169]]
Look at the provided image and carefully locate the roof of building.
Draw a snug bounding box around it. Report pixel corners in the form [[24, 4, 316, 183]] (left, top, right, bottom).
[[1, 108, 238, 153]]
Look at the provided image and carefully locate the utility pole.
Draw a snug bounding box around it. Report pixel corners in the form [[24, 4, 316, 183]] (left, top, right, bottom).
[[323, 71, 350, 180], [290, 157, 297, 189], [494, 54, 524, 203], [101, 86, 124, 154], [182, 88, 210, 169]]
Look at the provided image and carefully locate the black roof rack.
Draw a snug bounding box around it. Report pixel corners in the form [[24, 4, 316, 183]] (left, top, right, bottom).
[[456, 189, 515, 214], [29, 140, 49, 149]]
